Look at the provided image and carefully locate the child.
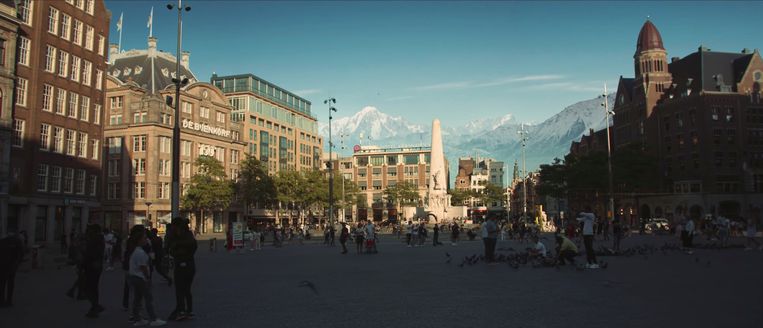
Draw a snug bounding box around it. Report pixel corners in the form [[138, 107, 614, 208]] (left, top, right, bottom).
[[128, 225, 166, 326]]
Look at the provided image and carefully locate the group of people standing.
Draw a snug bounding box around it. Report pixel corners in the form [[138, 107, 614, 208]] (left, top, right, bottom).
[[57, 217, 198, 326], [340, 220, 377, 254]]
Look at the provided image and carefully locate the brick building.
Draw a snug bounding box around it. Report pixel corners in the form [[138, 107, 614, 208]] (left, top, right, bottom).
[[6, 0, 109, 244], [612, 20, 763, 223]]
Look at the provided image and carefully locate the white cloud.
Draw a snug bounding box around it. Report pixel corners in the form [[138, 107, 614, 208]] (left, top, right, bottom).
[[412, 74, 565, 92]]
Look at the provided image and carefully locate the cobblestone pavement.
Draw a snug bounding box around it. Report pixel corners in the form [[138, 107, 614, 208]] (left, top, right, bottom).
[[3, 233, 762, 328]]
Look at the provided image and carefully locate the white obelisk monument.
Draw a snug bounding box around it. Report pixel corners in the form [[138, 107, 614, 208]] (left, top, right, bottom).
[[427, 119, 450, 222]]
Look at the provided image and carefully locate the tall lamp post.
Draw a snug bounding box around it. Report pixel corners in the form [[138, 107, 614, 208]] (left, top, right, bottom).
[[145, 201, 153, 227], [518, 124, 528, 221], [168, 0, 191, 222], [325, 98, 337, 227], [340, 133, 346, 222], [602, 85, 615, 221]]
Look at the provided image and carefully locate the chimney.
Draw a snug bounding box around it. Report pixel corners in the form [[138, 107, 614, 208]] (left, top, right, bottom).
[[147, 36, 158, 58], [109, 43, 119, 61], [181, 51, 190, 69], [671, 57, 680, 63], [742, 48, 751, 54]]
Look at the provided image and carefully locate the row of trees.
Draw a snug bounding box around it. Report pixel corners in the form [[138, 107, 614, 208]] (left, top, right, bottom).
[[537, 144, 659, 210], [448, 182, 505, 207]]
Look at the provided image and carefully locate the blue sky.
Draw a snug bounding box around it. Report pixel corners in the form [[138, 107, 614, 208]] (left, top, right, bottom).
[[106, 1, 763, 126]]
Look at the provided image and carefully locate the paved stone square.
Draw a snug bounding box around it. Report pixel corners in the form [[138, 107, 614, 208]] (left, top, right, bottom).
[[3, 233, 763, 328]]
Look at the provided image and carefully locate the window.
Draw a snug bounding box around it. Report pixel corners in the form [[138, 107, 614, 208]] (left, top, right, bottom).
[[76, 0, 84, 10], [12, 119, 24, 147], [133, 112, 147, 123], [90, 105, 100, 125], [48, 7, 59, 34], [727, 129, 736, 144], [109, 115, 122, 125], [107, 159, 120, 177], [41, 84, 54, 112], [63, 168, 74, 193], [86, 0, 95, 15], [79, 96, 89, 121], [77, 132, 87, 157], [57, 50, 69, 77], [53, 127, 64, 153], [158, 182, 170, 199], [159, 136, 171, 153], [67, 93, 78, 118], [216, 112, 225, 123], [17, 0, 32, 25], [15, 78, 27, 106], [107, 183, 120, 200], [84, 25, 94, 51], [181, 162, 191, 178], [161, 113, 172, 124], [725, 108, 734, 123], [91, 139, 99, 160], [60, 14, 71, 40], [82, 60, 92, 85], [95, 70, 103, 90], [132, 158, 145, 175], [108, 137, 122, 154], [133, 182, 145, 199], [89, 175, 97, 196], [159, 159, 171, 176], [75, 170, 86, 194], [132, 135, 147, 152], [37, 165, 49, 191], [65, 130, 76, 155], [97, 35, 105, 56], [711, 107, 719, 121], [50, 167, 62, 192], [70, 56, 80, 81], [231, 150, 239, 164], [40, 124, 51, 150], [109, 96, 123, 109], [73, 20, 83, 46], [200, 106, 209, 118], [181, 102, 192, 114], [17, 37, 30, 66], [181, 140, 192, 156], [55, 89, 66, 115]]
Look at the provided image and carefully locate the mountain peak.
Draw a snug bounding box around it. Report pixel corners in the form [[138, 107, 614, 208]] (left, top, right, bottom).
[[358, 106, 379, 115]]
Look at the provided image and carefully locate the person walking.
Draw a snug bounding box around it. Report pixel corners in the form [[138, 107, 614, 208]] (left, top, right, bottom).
[[406, 221, 413, 247], [167, 218, 197, 321], [577, 207, 599, 269], [127, 225, 167, 326], [432, 223, 441, 246], [103, 229, 115, 271], [83, 224, 106, 318], [339, 223, 349, 254], [365, 221, 377, 253], [450, 222, 460, 246], [0, 230, 24, 307], [482, 216, 499, 264], [354, 223, 365, 254], [682, 216, 695, 254], [744, 217, 761, 251]]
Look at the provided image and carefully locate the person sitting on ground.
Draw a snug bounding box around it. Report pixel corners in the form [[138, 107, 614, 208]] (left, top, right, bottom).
[[555, 234, 578, 266], [528, 235, 547, 260]]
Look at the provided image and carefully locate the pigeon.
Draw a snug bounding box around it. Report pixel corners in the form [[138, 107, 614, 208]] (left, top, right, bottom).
[[298, 280, 319, 295], [445, 252, 451, 258]]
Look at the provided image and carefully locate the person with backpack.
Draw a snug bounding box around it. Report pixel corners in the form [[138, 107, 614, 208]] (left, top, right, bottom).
[[149, 229, 172, 285]]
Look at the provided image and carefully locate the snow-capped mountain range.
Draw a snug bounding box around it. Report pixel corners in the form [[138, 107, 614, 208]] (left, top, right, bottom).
[[319, 94, 614, 180]]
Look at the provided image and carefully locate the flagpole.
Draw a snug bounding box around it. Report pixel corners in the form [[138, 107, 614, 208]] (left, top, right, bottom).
[[118, 12, 123, 52]]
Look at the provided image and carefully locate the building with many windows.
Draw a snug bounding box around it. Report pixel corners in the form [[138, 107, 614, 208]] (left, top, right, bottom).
[[6, 0, 109, 245], [103, 37, 245, 234], [210, 73, 323, 222], [611, 20, 762, 224], [0, 0, 19, 238], [454, 156, 506, 217]]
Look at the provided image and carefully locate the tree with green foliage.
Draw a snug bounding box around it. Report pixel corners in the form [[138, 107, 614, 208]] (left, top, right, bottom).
[[182, 155, 234, 231], [237, 155, 276, 210], [476, 182, 505, 207], [537, 157, 567, 199], [383, 182, 420, 220], [448, 188, 473, 206]]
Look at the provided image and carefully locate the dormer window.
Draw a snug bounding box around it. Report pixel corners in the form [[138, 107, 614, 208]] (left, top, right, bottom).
[[112, 69, 120, 77], [123, 67, 131, 76], [134, 66, 143, 74], [161, 68, 169, 77], [755, 71, 762, 81]]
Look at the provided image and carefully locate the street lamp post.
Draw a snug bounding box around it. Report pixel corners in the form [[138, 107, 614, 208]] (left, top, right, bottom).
[[602, 85, 615, 220], [518, 124, 529, 221], [168, 0, 191, 222], [325, 98, 337, 227], [340, 133, 346, 223]]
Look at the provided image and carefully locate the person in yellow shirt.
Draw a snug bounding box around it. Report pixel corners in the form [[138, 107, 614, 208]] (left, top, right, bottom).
[[555, 234, 578, 265]]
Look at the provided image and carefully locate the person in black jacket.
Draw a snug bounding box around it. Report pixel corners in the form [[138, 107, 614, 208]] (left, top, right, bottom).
[[149, 229, 172, 285], [167, 218, 197, 321], [0, 230, 24, 307], [83, 224, 105, 318]]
